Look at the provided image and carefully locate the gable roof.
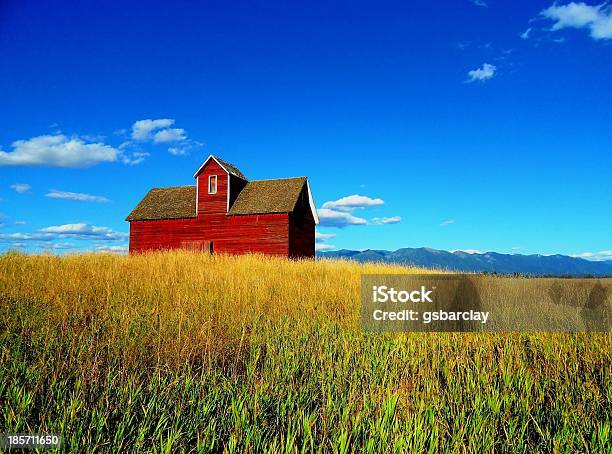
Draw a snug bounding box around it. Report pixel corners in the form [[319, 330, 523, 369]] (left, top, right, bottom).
[[125, 186, 196, 221], [193, 155, 247, 180], [126, 177, 319, 223], [229, 177, 307, 215], [215, 156, 247, 180]]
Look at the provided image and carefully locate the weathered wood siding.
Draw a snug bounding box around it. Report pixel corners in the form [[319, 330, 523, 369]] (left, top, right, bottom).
[[197, 159, 228, 216], [130, 158, 315, 258], [129, 213, 291, 256]]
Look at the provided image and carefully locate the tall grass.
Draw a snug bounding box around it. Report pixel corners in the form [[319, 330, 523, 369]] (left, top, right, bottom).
[[0, 251, 610, 452]]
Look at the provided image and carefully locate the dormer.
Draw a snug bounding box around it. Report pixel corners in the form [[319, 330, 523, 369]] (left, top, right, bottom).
[[193, 155, 248, 216]]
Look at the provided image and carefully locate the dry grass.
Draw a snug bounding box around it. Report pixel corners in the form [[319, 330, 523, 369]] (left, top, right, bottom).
[[0, 251, 610, 452]]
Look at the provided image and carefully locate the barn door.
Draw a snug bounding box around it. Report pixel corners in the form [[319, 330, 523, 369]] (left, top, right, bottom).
[[181, 240, 213, 254]]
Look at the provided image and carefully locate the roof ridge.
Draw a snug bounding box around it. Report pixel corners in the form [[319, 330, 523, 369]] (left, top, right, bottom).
[[212, 155, 248, 180], [193, 155, 247, 180], [150, 185, 196, 190], [249, 176, 307, 182], [228, 176, 308, 216]]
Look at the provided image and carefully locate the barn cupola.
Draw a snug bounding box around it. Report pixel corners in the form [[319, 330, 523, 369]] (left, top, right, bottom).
[[193, 155, 248, 216]]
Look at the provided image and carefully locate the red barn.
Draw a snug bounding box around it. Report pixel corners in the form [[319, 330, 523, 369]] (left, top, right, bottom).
[[126, 155, 319, 257]]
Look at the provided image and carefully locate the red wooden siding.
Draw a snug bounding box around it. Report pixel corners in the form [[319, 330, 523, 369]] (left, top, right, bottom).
[[130, 156, 316, 259], [129, 213, 291, 256], [197, 159, 228, 216]]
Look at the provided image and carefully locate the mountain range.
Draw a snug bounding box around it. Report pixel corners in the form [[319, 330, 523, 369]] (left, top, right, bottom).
[[318, 247, 612, 276]]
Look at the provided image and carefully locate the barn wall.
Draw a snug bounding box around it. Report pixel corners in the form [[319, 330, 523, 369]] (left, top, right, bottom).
[[196, 159, 228, 216], [288, 185, 316, 258], [289, 216, 315, 258], [129, 213, 290, 256]]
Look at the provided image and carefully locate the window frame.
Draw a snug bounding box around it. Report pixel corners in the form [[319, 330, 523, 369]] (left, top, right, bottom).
[[208, 175, 218, 194]]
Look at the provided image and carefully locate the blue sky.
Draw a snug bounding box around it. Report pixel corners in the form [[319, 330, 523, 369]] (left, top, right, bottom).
[[0, 0, 611, 259]]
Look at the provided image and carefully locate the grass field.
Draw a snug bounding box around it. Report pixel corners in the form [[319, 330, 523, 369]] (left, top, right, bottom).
[[0, 251, 610, 452]]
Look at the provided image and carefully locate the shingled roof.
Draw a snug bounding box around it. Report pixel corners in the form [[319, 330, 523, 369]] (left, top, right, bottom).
[[126, 186, 196, 221], [193, 155, 247, 180], [215, 156, 247, 180], [229, 177, 307, 215], [126, 177, 310, 221]]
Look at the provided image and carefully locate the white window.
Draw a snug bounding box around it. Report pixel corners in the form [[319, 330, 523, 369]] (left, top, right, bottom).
[[208, 175, 217, 194]]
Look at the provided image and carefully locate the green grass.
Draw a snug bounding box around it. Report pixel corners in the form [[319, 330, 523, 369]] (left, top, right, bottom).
[[0, 251, 610, 452]]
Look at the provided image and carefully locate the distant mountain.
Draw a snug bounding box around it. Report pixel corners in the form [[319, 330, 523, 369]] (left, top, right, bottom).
[[318, 247, 612, 276]]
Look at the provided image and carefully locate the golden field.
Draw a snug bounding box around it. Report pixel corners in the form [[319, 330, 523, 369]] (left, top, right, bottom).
[[0, 251, 610, 452]]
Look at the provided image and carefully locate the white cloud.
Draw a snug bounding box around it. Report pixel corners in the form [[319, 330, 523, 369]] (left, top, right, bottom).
[[41, 223, 106, 234], [541, 2, 612, 40], [0, 118, 199, 169], [131, 119, 175, 140], [315, 232, 336, 241], [153, 128, 186, 143], [0, 135, 118, 168], [440, 219, 455, 227], [10, 183, 31, 194], [572, 250, 612, 261], [14, 221, 26, 225], [0, 232, 50, 241], [470, 0, 487, 6], [39, 223, 127, 241], [466, 63, 496, 82], [451, 249, 482, 254], [322, 195, 384, 211], [128, 118, 197, 157], [45, 190, 110, 203], [317, 208, 368, 228], [45, 242, 76, 250], [315, 243, 336, 251], [370, 216, 401, 225], [96, 245, 128, 254], [0, 223, 127, 253], [0, 237, 78, 252], [544, 2, 600, 28], [315, 231, 336, 251], [120, 151, 149, 165], [168, 146, 187, 156], [520, 27, 533, 39], [319, 194, 399, 228], [167, 140, 202, 156]]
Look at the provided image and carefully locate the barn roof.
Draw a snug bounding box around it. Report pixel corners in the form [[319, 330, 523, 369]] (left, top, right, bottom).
[[193, 155, 247, 180], [215, 156, 247, 180], [126, 177, 316, 221], [126, 186, 196, 221], [229, 177, 307, 215]]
